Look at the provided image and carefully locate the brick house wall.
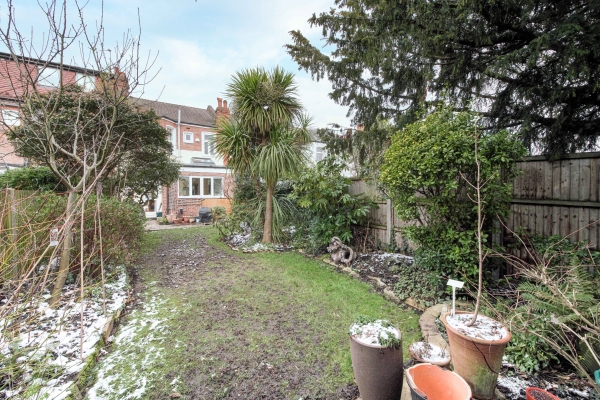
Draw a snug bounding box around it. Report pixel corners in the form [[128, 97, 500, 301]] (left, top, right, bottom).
[[162, 170, 233, 217], [0, 52, 104, 172]]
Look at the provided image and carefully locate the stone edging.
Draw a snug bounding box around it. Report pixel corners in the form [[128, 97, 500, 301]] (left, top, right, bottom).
[[418, 303, 450, 349]]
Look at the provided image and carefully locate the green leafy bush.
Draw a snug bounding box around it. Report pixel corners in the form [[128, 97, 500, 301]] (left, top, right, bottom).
[[380, 107, 526, 280], [0, 167, 65, 191], [391, 261, 445, 307], [291, 159, 375, 250], [29, 193, 145, 269]]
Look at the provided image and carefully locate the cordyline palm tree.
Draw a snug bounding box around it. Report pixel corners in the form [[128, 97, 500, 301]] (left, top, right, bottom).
[[215, 66, 310, 243]]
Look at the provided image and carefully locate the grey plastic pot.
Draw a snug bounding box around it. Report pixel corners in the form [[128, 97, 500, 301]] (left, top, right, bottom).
[[349, 328, 403, 400]]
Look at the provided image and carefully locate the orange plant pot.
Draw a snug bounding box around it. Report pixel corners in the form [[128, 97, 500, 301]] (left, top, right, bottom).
[[442, 312, 512, 399], [526, 387, 560, 400], [406, 362, 471, 400]]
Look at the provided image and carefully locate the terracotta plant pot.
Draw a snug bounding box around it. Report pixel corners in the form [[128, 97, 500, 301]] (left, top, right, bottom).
[[526, 387, 560, 400], [406, 362, 471, 400], [442, 311, 511, 399], [349, 328, 403, 400], [183, 217, 189, 223]]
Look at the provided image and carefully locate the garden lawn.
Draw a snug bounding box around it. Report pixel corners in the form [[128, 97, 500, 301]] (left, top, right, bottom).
[[87, 226, 420, 400]]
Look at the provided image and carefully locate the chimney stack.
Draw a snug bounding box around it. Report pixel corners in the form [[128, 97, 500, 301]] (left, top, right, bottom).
[[215, 97, 230, 124]]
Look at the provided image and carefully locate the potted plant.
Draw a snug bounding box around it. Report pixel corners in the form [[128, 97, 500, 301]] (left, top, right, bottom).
[[348, 316, 403, 400], [525, 387, 560, 400], [442, 131, 512, 399], [408, 340, 451, 367]]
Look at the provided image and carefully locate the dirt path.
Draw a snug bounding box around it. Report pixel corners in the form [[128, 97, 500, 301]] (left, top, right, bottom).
[[87, 227, 419, 400]]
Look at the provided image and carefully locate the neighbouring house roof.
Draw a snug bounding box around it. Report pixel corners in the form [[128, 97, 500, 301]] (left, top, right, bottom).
[[130, 97, 216, 127], [0, 52, 100, 75]]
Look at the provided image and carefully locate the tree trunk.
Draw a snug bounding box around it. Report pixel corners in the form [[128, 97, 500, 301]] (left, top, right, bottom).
[[262, 183, 274, 243], [50, 190, 77, 307]]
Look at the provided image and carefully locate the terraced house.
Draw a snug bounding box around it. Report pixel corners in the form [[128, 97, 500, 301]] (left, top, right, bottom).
[[0, 51, 233, 218], [131, 97, 233, 218]]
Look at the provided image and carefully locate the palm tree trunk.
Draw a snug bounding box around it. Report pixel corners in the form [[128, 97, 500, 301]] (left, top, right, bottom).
[[263, 183, 274, 243], [50, 190, 77, 307]]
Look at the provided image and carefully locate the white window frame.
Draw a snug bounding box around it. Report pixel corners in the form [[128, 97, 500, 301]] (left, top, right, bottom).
[[75, 72, 96, 92], [2, 109, 20, 126], [203, 132, 215, 156], [37, 66, 61, 87], [183, 131, 194, 143], [315, 146, 325, 162], [178, 176, 224, 198], [165, 126, 176, 143]]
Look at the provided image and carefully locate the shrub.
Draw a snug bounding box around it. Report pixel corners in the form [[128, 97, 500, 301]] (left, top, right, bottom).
[[380, 107, 526, 280], [29, 193, 145, 270], [495, 234, 600, 383], [0, 167, 65, 191], [291, 159, 375, 250], [391, 261, 445, 307]]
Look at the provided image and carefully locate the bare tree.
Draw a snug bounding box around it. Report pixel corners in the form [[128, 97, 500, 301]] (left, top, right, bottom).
[[0, 0, 158, 306]]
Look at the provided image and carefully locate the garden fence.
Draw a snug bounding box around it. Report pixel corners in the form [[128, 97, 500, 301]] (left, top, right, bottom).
[[350, 151, 600, 254]]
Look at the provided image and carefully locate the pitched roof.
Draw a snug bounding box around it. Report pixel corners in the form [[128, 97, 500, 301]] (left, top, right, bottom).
[[130, 97, 216, 127]]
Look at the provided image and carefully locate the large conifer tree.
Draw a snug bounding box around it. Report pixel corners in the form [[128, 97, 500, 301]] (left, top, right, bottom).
[[287, 0, 600, 155]]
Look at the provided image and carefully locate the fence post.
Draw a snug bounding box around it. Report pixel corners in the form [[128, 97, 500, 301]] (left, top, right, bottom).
[[386, 199, 393, 245], [8, 188, 18, 278]]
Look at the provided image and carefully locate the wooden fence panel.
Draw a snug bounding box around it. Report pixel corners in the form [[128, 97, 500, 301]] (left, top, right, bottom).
[[350, 152, 600, 250]]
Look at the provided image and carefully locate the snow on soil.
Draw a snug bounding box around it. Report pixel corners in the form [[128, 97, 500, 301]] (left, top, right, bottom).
[[86, 287, 179, 400], [0, 267, 128, 400], [369, 252, 414, 265], [446, 313, 508, 341], [409, 341, 450, 363], [349, 320, 400, 346]]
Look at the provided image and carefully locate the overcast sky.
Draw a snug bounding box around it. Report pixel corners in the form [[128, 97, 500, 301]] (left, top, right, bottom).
[[1, 0, 352, 128]]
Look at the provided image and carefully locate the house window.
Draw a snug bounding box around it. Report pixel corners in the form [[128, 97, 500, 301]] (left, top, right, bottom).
[[166, 126, 175, 142], [37, 66, 60, 87], [178, 176, 224, 197], [2, 110, 20, 126], [184, 131, 193, 143], [76, 73, 96, 92], [203, 133, 215, 155], [316, 146, 325, 162]]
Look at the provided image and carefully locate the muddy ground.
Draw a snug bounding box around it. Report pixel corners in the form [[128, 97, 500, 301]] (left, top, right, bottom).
[[90, 227, 422, 400]]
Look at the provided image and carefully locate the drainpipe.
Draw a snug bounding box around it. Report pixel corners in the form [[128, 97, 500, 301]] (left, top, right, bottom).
[[177, 109, 182, 160]]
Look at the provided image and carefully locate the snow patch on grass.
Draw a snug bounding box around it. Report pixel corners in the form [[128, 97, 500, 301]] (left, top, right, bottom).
[[86, 289, 171, 400], [0, 267, 128, 399]]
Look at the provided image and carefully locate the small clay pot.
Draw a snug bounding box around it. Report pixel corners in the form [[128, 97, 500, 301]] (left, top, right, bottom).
[[183, 217, 189, 223], [526, 387, 560, 400], [349, 328, 403, 400], [442, 311, 511, 399], [406, 363, 471, 400]]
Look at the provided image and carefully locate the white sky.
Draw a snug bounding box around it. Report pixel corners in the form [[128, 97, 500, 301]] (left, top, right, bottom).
[[1, 0, 352, 128]]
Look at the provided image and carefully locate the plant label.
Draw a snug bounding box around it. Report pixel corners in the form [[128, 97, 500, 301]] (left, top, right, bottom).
[[447, 279, 464, 317], [49, 228, 59, 247]]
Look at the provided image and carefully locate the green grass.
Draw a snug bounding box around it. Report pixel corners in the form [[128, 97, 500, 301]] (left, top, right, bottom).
[[88, 226, 420, 399]]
